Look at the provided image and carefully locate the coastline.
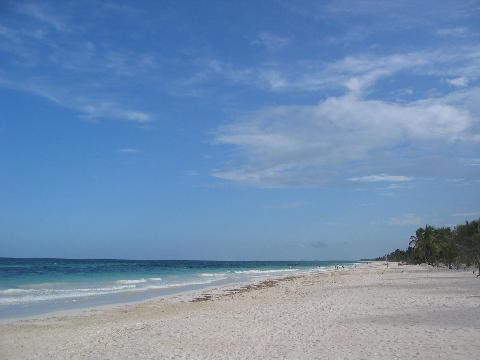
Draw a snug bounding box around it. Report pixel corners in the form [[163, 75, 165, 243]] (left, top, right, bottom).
[[0, 259, 355, 321], [1, 262, 479, 359], [0, 271, 306, 325], [0, 262, 358, 324], [0, 261, 358, 322]]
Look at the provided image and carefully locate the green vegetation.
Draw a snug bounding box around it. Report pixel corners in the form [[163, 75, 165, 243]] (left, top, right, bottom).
[[378, 219, 480, 275]]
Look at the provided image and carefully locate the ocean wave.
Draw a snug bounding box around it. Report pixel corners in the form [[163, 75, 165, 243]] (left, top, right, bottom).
[[0, 288, 35, 295], [233, 268, 300, 274], [0, 277, 227, 305], [146, 277, 226, 289], [116, 278, 147, 285], [199, 272, 229, 277], [58, 285, 137, 292]]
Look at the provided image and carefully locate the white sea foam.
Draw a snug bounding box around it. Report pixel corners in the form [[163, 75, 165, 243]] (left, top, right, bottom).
[[116, 278, 147, 285], [0, 277, 227, 305], [233, 268, 300, 274], [0, 288, 35, 295], [0, 266, 340, 307], [0, 288, 123, 305], [199, 272, 229, 277], [143, 277, 227, 290]]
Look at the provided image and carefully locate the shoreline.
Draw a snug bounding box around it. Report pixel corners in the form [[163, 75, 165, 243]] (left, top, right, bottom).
[[0, 274, 293, 325], [0, 262, 361, 324], [2, 262, 479, 359]]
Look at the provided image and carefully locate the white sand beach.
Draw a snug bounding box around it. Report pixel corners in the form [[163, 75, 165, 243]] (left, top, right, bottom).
[[1, 263, 479, 359]]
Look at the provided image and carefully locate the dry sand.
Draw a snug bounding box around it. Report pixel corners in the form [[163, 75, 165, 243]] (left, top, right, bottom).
[[1, 263, 479, 359]]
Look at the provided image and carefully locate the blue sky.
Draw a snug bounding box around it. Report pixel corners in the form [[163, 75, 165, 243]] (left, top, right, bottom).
[[0, 0, 479, 260]]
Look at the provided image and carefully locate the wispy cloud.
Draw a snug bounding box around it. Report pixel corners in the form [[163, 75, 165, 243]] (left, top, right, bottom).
[[435, 27, 469, 37], [260, 201, 306, 209], [79, 104, 151, 123], [117, 148, 140, 154], [208, 42, 480, 187], [178, 45, 480, 97], [446, 77, 469, 87], [185, 170, 199, 177], [348, 174, 414, 183], [0, 4, 155, 123], [0, 77, 152, 122], [251, 32, 290, 51], [292, 48, 480, 93], [388, 214, 424, 226], [212, 92, 474, 186], [16, 2, 68, 32], [101, 2, 142, 15], [452, 211, 480, 217], [464, 158, 480, 166], [176, 59, 289, 93], [284, 1, 480, 30]]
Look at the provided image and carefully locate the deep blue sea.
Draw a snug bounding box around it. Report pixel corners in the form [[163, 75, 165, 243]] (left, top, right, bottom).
[[0, 258, 356, 319]]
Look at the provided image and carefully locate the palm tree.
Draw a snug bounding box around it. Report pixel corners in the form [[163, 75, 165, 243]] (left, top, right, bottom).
[[409, 225, 438, 264]]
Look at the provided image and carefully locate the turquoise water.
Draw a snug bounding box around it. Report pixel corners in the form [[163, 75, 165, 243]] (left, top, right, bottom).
[[0, 258, 356, 319]]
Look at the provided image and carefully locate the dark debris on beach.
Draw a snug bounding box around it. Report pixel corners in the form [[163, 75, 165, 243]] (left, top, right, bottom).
[[190, 276, 300, 303]]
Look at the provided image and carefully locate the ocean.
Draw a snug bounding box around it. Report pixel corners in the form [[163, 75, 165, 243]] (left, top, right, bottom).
[[0, 258, 356, 319]]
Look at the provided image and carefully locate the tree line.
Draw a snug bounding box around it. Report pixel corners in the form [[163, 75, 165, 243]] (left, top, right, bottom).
[[377, 218, 480, 275]]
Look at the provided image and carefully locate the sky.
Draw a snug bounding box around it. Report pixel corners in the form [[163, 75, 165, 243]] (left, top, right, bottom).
[[0, 0, 479, 260]]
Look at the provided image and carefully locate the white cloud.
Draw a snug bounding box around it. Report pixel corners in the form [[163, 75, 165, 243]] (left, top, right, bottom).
[[207, 44, 480, 187], [203, 52, 424, 93], [298, 53, 428, 93], [178, 59, 289, 92], [293, 48, 480, 94], [446, 77, 469, 87], [212, 94, 474, 186], [388, 214, 424, 226], [348, 174, 413, 182], [79, 102, 151, 123], [182, 46, 480, 96]]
